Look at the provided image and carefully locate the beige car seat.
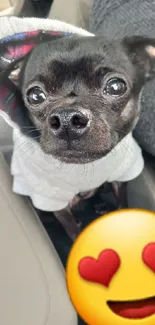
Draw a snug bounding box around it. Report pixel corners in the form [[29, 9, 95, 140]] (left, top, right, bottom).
[[0, 153, 77, 325], [0, 0, 24, 16], [49, 0, 92, 29]]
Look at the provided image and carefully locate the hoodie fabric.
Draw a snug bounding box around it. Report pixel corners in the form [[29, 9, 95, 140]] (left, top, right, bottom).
[[90, 0, 155, 158]]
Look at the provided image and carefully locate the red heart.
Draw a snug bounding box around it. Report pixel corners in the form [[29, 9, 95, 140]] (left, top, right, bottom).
[[78, 249, 120, 287], [142, 242, 155, 272]]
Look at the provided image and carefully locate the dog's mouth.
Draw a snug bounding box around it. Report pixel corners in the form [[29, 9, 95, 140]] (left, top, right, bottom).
[[108, 296, 155, 319]]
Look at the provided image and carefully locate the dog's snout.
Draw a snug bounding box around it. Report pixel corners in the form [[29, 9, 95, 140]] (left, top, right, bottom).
[[71, 113, 88, 129], [49, 108, 90, 140]]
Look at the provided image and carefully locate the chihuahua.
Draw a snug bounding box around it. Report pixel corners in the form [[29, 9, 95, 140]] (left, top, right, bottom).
[[8, 35, 155, 239]]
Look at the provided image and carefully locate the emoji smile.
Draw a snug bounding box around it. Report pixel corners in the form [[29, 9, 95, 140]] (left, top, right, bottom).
[[108, 296, 155, 319]]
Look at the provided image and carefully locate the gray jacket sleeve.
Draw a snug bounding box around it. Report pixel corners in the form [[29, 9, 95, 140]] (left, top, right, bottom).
[[90, 0, 155, 156]]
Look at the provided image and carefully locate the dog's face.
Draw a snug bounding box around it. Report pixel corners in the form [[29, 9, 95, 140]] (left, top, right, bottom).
[[9, 35, 155, 163]]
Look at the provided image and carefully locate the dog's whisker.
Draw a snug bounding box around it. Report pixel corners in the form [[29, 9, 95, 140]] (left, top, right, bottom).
[[120, 141, 134, 156], [21, 126, 40, 129], [17, 139, 40, 165], [25, 129, 40, 136], [82, 163, 89, 180], [15, 139, 31, 153], [15, 137, 40, 161], [16, 144, 35, 161], [114, 128, 127, 135], [23, 145, 39, 167]]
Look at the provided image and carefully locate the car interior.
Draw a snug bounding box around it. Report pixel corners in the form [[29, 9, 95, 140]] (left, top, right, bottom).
[[0, 1, 155, 325]]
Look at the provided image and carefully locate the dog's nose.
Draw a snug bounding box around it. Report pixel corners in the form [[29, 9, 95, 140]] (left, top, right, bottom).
[[49, 108, 89, 140]]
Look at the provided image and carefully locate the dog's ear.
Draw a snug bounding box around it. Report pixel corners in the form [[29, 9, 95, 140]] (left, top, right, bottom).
[[123, 36, 155, 80], [8, 60, 25, 87], [0, 30, 65, 85]]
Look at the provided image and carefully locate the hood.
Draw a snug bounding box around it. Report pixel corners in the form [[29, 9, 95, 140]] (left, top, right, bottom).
[[0, 16, 93, 128]]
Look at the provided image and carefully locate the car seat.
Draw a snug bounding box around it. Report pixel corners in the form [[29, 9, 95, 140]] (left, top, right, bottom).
[[0, 0, 24, 16], [0, 152, 77, 325]]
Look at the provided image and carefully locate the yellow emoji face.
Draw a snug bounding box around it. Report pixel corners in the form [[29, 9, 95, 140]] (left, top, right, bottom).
[[66, 209, 155, 325]]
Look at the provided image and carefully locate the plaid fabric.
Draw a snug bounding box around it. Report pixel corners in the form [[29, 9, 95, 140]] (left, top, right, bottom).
[[0, 30, 74, 123]]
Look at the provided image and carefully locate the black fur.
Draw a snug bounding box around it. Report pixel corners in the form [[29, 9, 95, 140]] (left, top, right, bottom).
[[9, 35, 155, 163]]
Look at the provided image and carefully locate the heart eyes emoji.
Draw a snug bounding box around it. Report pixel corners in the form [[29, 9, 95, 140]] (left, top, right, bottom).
[[78, 242, 155, 288], [78, 249, 120, 287], [142, 242, 155, 273]]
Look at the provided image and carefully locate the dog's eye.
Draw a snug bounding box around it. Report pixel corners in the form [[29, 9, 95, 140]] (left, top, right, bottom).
[[104, 78, 127, 97], [27, 87, 46, 105]]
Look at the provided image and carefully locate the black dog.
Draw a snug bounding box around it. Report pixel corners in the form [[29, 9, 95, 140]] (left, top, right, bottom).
[[8, 35, 155, 239]]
